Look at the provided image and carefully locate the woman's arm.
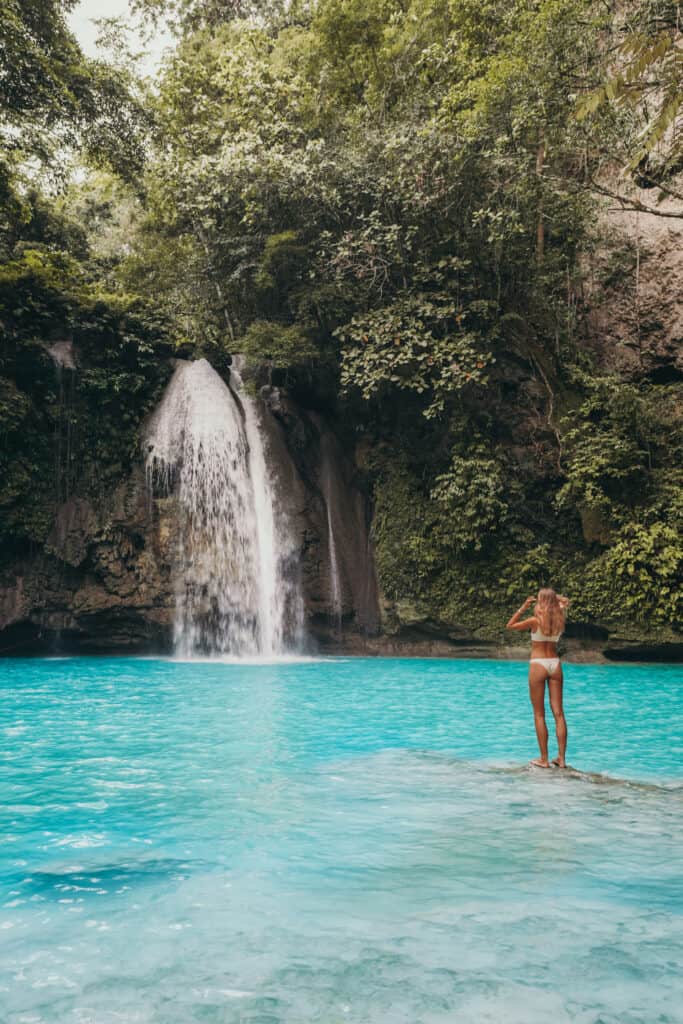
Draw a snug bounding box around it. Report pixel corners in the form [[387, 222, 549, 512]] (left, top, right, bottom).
[[506, 596, 536, 631], [557, 594, 571, 610]]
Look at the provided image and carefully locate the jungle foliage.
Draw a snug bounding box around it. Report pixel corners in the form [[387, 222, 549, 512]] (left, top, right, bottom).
[[0, 2, 172, 546], [1, 0, 681, 637]]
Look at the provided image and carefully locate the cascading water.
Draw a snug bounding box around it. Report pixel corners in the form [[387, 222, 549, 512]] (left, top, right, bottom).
[[144, 358, 304, 657], [231, 356, 305, 655], [320, 456, 343, 636]]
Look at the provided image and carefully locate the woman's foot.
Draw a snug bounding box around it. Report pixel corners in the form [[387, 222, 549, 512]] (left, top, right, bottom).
[[552, 757, 566, 768], [530, 758, 551, 768]]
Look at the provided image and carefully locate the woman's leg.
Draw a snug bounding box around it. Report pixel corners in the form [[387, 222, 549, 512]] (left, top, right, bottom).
[[548, 668, 567, 767], [528, 663, 550, 766]]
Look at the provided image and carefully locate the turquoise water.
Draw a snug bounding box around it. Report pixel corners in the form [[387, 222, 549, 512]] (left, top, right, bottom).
[[1, 656, 682, 1024]]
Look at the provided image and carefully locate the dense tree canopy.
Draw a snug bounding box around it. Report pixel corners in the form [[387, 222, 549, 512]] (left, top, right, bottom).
[[0, 1, 172, 546], [579, 0, 683, 202], [1, 0, 681, 638], [1, 0, 152, 189]]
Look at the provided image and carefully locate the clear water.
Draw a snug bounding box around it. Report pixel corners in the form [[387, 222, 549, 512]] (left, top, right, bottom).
[[1, 657, 681, 1024]]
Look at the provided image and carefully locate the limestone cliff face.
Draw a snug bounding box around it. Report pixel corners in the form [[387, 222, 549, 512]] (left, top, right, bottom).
[[1, 352, 680, 659], [0, 382, 381, 655], [0, 468, 176, 654], [260, 390, 380, 648], [583, 197, 683, 382]]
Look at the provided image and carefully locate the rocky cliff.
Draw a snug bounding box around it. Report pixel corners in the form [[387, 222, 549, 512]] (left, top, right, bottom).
[[0, 367, 383, 656], [2, 361, 680, 660]]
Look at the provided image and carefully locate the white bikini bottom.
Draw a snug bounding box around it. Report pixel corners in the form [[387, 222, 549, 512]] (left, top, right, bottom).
[[530, 657, 561, 674]]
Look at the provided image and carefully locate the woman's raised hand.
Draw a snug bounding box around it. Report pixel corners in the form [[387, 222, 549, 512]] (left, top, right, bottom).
[[506, 595, 536, 630]]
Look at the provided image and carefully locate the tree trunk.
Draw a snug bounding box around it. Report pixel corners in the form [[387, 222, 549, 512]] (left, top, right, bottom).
[[536, 134, 545, 262]]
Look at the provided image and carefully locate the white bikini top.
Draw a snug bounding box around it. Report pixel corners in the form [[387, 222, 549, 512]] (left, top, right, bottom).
[[530, 630, 562, 642]]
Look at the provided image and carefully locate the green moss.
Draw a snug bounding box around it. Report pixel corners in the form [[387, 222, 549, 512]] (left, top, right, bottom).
[[0, 251, 175, 545]]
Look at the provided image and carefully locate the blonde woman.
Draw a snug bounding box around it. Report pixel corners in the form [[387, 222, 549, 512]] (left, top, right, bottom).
[[506, 588, 570, 768]]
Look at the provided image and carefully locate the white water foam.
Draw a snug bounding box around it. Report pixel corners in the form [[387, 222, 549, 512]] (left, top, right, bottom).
[[231, 357, 305, 655], [145, 358, 303, 657]]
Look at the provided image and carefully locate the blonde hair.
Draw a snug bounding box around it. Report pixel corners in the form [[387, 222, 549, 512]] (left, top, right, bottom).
[[535, 588, 564, 636]]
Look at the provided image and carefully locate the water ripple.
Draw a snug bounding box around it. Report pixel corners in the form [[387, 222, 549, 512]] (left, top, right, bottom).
[[0, 656, 681, 1023]]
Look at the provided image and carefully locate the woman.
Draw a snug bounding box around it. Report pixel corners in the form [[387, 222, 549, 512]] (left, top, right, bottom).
[[506, 588, 570, 768]]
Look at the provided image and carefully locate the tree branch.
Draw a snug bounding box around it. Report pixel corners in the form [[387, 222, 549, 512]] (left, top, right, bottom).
[[635, 168, 683, 204], [588, 177, 683, 219]]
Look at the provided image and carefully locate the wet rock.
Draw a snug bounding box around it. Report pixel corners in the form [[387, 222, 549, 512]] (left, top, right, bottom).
[[264, 402, 381, 641], [0, 574, 27, 631], [45, 339, 77, 370], [45, 497, 97, 567], [585, 199, 683, 381]]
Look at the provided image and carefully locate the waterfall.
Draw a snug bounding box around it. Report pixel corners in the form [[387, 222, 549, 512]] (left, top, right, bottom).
[[231, 357, 305, 655], [321, 457, 343, 635], [144, 358, 303, 657]]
